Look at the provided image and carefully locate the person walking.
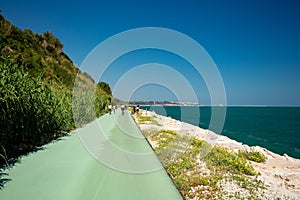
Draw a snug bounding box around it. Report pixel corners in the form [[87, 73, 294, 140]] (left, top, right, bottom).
[[121, 104, 125, 115], [108, 104, 112, 114]]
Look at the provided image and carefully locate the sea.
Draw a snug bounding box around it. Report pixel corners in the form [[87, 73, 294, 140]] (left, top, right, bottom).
[[141, 106, 300, 159]]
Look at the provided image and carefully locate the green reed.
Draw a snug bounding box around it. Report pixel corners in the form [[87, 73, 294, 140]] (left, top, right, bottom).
[[0, 62, 74, 162]]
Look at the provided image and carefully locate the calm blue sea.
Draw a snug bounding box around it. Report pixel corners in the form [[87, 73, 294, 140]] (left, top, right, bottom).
[[141, 106, 300, 159]]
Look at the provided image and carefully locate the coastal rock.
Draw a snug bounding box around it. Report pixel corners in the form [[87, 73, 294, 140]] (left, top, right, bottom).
[[136, 110, 300, 199]]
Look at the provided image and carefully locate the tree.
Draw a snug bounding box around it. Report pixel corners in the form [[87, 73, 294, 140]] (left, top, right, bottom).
[[97, 82, 112, 96]]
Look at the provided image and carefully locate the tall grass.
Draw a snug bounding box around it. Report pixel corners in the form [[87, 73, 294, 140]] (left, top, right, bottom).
[[72, 77, 110, 127], [0, 62, 74, 163], [0, 60, 112, 166], [0, 59, 112, 188]]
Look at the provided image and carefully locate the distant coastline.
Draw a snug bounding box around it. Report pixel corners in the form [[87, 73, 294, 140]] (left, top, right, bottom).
[[128, 100, 201, 106], [128, 101, 300, 107]]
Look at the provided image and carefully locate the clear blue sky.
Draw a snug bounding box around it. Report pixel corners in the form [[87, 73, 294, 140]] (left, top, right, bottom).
[[1, 0, 299, 105]]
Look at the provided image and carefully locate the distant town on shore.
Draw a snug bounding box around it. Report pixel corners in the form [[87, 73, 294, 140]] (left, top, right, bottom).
[[128, 100, 201, 106]]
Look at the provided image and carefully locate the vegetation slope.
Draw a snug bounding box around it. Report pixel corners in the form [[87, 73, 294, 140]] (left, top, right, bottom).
[[0, 12, 112, 172]]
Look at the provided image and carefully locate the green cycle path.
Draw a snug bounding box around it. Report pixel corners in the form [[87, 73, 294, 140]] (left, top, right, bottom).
[[0, 109, 182, 200]]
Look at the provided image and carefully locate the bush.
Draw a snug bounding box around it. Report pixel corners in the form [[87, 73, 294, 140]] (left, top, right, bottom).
[[137, 115, 160, 125], [205, 146, 258, 176], [140, 126, 264, 199], [0, 62, 74, 163], [72, 79, 111, 127], [239, 150, 267, 163]]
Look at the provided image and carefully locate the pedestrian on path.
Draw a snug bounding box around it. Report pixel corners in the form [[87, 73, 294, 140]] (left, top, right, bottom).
[[132, 106, 136, 114], [121, 104, 125, 115], [108, 104, 112, 114]]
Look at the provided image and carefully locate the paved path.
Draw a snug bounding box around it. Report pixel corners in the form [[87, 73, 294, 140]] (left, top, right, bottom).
[[0, 109, 182, 200]]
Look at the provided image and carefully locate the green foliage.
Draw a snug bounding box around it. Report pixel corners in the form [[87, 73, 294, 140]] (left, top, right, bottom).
[[205, 146, 258, 176], [0, 62, 74, 163], [0, 169, 9, 189], [94, 93, 110, 117], [95, 82, 112, 116], [0, 145, 10, 188], [239, 150, 267, 163], [97, 82, 112, 97], [72, 79, 112, 127], [140, 126, 264, 199], [72, 85, 96, 127], [164, 137, 217, 193], [0, 146, 8, 166], [0, 14, 93, 90], [136, 115, 160, 125], [0, 14, 113, 188], [154, 130, 178, 151]]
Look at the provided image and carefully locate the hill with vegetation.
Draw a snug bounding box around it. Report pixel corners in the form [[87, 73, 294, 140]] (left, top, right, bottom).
[[0, 12, 112, 169], [0, 12, 91, 89]]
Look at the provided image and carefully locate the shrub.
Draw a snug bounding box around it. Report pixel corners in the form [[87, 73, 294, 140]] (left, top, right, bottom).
[[72, 79, 111, 126], [0, 62, 74, 163], [205, 146, 258, 176], [140, 127, 264, 199], [239, 150, 267, 163], [137, 115, 160, 125]]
